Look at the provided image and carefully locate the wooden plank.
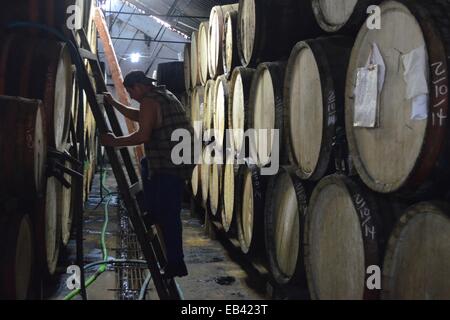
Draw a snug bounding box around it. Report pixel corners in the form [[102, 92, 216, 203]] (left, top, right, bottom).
[[93, 7, 144, 165]]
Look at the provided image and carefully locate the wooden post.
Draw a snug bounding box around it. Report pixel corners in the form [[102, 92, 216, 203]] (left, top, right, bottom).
[[93, 7, 145, 164]]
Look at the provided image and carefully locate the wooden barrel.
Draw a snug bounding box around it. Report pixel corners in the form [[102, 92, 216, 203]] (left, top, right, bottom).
[[203, 79, 216, 143], [83, 128, 91, 203], [70, 71, 79, 133], [223, 10, 240, 78], [198, 21, 210, 85], [305, 174, 395, 300], [264, 166, 309, 286], [0, 96, 46, 199], [190, 86, 205, 142], [311, 0, 381, 34], [83, 114, 97, 199], [191, 165, 201, 198], [60, 160, 74, 246], [213, 75, 230, 149], [184, 44, 192, 91], [0, 35, 73, 151], [209, 163, 224, 217], [180, 90, 191, 122], [156, 61, 185, 96], [88, 122, 98, 189], [236, 165, 267, 255], [0, 208, 34, 300], [284, 37, 353, 181], [190, 31, 201, 87], [382, 202, 450, 300], [248, 61, 286, 167], [229, 67, 255, 156], [35, 177, 61, 276], [237, 0, 321, 68], [0, 0, 85, 32], [345, 0, 450, 195], [208, 4, 240, 79], [222, 163, 240, 233]]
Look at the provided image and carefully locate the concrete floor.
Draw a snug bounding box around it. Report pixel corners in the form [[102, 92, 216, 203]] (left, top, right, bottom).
[[145, 209, 265, 300], [50, 168, 265, 300]]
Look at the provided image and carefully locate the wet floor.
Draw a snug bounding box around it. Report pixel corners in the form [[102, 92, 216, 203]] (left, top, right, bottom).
[[145, 209, 265, 300], [50, 167, 265, 300]]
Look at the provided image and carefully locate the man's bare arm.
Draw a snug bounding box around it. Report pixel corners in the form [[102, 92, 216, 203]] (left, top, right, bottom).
[[100, 98, 158, 147], [104, 93, 139, 121]]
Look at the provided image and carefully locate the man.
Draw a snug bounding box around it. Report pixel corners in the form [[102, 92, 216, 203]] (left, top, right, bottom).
[[100, 70, 194, 278]]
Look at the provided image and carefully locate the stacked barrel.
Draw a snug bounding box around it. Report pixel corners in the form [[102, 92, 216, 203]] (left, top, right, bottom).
[[0, 0, 99, 299], [186, 0, 450, 300]]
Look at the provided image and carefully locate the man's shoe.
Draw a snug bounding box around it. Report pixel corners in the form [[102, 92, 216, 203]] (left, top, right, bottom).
[[163, 262, 188, 278], [142, 212, 156, 229]]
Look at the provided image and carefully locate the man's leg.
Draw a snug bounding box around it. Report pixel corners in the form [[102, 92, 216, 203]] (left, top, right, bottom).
[[157, 174, 187, 276], [140, 158, 160, 226]]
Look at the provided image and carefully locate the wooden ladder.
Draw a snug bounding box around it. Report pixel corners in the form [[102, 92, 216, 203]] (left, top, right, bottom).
[[71, 28, 182, 300]]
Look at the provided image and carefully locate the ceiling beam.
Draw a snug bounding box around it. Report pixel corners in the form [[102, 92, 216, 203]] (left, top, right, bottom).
[[109, 36, 189, 44], [104, 11, 208, 19]]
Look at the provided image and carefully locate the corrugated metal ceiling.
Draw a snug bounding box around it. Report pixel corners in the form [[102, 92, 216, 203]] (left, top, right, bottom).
[[98, 0, 237, 82]]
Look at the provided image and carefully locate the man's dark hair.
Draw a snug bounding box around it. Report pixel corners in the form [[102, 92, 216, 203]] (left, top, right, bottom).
[[123, 70, 157, 88]]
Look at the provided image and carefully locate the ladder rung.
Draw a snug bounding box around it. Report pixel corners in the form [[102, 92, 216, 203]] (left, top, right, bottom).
[[129, 182, 142, 197], [79, 47, 97, 61]]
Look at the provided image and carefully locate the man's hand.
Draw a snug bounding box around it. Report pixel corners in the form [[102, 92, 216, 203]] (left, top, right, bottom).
[[103, 92, 115, 106], [99, 132, 116, 146]]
